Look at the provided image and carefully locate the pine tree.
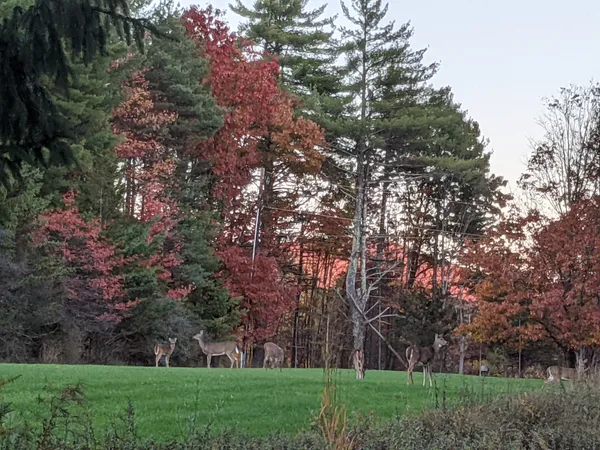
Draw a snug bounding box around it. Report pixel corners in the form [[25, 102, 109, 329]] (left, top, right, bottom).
[[0, 0, 161, 186], [335, 0, 506, 376], [133, 9, 236, 335], [42, 43, 130, 219], [141, 13, 224, 155], [334, 0, 422, 372], [230, 0, 338, 97]]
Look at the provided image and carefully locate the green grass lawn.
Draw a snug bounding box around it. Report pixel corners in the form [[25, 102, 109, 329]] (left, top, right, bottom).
[[0, 364, 542, 442]]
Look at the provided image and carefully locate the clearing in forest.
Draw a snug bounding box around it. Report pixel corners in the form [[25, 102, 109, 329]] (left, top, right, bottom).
[[0, 364, 541, 441]]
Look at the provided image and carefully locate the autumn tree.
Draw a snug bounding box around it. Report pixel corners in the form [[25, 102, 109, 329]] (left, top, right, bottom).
[[462, 199, 600, 370], [183, 7, 324, 345], [32, 190, 133, 322]]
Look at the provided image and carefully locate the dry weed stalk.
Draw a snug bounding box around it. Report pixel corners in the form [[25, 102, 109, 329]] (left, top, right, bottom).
[[317, 368, 355, 450]]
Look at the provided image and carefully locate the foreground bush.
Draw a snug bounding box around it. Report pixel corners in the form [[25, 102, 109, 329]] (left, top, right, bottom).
[[1, 375, 599, 449], [354, 382, 600, 449]]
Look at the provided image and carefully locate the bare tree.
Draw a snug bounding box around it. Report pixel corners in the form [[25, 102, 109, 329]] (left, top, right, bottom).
[[519, 82, 600, 216]]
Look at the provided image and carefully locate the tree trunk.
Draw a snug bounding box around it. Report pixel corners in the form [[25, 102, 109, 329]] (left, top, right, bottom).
[[458, 334, 466, 375], [346, 149, 367, 378], [291, 242, 304, 368]]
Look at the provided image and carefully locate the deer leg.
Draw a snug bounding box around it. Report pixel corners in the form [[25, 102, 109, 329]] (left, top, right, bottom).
[[428, 365, 434, 387], [229, 354, 235, 369], [166, 356, 170, 368], [207, 354, 212, 368], [263, 357, 268, 370], [423, 365, 427, 387], [155, 354, 160, 368]]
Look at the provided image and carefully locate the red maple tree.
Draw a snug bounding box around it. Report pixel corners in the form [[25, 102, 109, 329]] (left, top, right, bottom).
[[181, 7, 325, 341], [460, 199, 600, 357], [183, 7, 324, 211]]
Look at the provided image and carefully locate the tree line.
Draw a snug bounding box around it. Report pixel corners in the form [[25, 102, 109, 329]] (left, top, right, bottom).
[[1, 0, 595, 375]]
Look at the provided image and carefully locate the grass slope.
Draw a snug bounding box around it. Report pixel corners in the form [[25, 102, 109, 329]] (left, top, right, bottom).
[[0, 364, 541, 441]]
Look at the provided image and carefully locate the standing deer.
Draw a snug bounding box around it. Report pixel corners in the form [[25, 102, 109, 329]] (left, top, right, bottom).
[[154, 337, 177, 368], [263, 342, 284, 371], [543, 358, 588, 389], [406, 334, 448, 387], [192, 331, 240, 368]]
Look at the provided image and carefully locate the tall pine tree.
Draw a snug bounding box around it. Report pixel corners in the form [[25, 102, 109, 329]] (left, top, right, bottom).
[[335, 0, 506, 376], [230, 0, 338, 97]]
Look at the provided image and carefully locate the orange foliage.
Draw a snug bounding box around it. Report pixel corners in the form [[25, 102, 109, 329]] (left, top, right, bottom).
[[462, 201, 600, 351]]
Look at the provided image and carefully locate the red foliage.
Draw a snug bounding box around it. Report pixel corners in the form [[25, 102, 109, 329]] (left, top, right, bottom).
[[182, 6, 323, 219], [181, 7, 326, 340], [461, 199, 600, 351], [183, 6, 278, 205], [219, 246, 296, 341], [32, 190, 134, 321], [112, 72, 190, 300]]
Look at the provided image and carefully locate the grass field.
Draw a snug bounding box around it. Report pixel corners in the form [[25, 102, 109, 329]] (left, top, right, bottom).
[[0, 364, 542, 442]]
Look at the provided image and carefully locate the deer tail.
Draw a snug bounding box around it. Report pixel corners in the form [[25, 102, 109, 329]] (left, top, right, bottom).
[[406, 345, 413, 364], [235, 345, 240, 354], [154, 344, 159, 355]]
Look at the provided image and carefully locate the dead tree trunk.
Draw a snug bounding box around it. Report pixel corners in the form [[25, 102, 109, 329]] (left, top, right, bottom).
[[346, 150, 368, 379]]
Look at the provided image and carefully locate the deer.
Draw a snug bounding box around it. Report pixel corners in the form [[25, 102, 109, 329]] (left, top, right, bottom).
[[192, 331, 240, 368], [154, 337, 177, 368], [263, 342, 284, 371], [406, 334, 448, 387], [543, 358, 588, 389]]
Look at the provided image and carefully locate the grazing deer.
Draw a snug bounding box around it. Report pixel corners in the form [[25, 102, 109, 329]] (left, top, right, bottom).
[[263, 342, 285, 371], [192, 331, 240, 368], [154, 337, 177, 368], [543, 358, 588, 389], [406, 334, 448, 387]]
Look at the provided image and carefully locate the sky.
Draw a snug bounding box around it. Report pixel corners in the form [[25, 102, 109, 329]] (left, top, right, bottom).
[[177, 0, 600, 192]]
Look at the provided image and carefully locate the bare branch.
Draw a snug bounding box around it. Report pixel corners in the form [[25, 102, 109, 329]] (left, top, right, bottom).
[[336, 289, 408, 368], [366, 306, 390, 324], [366, 320, 408, 368], [364, 298, 382, 316], [365, 260, 401, 298], [368, 313, 403, 323]]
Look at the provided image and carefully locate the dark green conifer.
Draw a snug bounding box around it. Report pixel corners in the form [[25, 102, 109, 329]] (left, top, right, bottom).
[[0, 0, 160, 185]]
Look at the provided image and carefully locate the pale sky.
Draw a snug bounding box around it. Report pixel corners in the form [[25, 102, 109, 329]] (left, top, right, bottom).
[[178, 0, 600, 192]]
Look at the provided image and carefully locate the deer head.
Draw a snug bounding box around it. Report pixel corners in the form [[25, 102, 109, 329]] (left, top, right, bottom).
[[192, 331, 204, 341], [433, 334, 448, 351], [169, 337, 177, 345]]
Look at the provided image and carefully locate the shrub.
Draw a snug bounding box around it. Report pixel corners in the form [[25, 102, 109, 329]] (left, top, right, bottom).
[[2, 373, 600, 449]]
